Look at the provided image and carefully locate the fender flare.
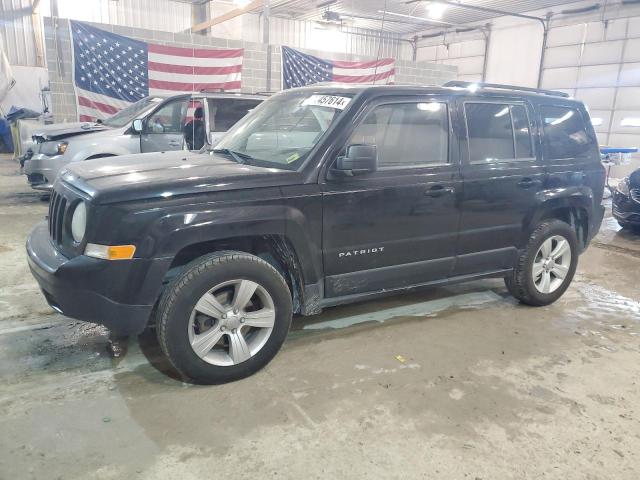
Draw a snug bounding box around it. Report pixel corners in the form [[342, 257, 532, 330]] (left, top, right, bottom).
[[522, 187, 594, 247]]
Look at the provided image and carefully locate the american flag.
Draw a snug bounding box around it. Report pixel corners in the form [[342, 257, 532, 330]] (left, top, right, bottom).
[[70, 21, 244, 121], [281, 46, 395, 89]]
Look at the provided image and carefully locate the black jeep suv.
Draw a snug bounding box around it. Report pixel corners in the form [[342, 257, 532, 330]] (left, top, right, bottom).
[[27, 82, 605, 384]]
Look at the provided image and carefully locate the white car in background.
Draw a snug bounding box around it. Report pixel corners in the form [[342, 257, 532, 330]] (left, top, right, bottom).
[[23, 92, 263, 191]]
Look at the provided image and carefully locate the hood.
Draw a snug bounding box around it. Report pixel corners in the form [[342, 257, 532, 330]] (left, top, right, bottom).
[[32, 121, 111, 142], [61, 150, 301, 204]]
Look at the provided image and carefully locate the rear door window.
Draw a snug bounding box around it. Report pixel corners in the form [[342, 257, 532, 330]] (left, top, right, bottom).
[[208, 98, 261, 133], [541, 106, 591, 159], [464, 102, 535, 163], [511, 105, 534, 158], [465, 103, 514, 163]]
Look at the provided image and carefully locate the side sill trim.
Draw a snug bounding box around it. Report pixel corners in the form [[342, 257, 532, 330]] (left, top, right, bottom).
[[319, 268, 512, 309]]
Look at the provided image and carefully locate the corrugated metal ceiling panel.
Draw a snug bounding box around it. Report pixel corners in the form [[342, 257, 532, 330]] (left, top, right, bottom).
[[269, 0, 577, 35], [55, 0, 193, 33], [0, 0, 38, 65]]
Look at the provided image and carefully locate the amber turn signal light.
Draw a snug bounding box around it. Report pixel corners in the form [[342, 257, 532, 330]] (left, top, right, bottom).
[[85, 243, 136, 260]]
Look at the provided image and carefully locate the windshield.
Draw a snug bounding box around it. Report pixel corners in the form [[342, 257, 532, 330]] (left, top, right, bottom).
[[213, 91, 354, 169], [101, 96, 164, 128]]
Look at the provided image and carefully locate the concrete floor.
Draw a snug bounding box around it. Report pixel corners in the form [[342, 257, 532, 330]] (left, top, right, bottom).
[[1, 154, 639, 480]]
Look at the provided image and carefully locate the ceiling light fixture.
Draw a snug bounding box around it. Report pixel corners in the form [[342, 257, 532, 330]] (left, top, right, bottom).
[[376, 9, 452, 25], [551, 110, 574, 126], [417, 102, 442, 112], [427, 2, 448, 20], [621, 117, 640, 127]]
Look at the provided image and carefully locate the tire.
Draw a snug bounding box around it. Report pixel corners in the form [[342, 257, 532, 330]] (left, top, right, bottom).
[[157, 251, 292, 384], [505, 220, 578, 307]]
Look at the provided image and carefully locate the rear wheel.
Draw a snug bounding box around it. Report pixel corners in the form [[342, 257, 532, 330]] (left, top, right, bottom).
[[505, 220, 578, 306], [157, 251, 292, 384]]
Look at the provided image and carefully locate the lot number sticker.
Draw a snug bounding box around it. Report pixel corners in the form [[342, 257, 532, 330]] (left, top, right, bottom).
[[302, 95, 351, 110]]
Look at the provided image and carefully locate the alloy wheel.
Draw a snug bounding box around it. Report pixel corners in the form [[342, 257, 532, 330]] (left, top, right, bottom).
[[532, 235, 572, 294], [188, 279, 275, 366]]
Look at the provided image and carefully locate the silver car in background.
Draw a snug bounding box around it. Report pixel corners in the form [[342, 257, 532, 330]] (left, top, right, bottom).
[[23, 92, 264, 191]]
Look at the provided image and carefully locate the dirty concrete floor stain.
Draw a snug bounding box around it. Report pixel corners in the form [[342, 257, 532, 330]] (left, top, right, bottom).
[[0, 154, 639, 479]]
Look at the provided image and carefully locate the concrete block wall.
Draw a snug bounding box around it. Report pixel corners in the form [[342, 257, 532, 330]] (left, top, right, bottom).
[[44, 18, 77, 122], [394, 59, 457, 86], [416, 33, 487, 83], [43, 17, 457, 122]]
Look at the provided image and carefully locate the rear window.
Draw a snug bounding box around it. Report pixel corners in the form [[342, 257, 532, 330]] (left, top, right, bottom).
[[542, 106, 591, 159]]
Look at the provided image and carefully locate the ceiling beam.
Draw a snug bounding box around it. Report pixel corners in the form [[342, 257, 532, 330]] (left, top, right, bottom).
[[191, 0, 264, 33]]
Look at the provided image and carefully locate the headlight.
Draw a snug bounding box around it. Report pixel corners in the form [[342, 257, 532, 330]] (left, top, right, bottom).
[[617, 177, 630, 196], [70, 202, 87, 243], [40, 141, 68, 156]]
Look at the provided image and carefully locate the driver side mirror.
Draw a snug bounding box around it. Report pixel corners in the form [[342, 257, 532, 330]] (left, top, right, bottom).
[[132, 119, 144, 133], [332, 144, 377, 177]]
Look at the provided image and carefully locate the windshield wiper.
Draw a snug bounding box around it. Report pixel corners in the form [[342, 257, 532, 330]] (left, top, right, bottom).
[[211, 148, 254, 165]]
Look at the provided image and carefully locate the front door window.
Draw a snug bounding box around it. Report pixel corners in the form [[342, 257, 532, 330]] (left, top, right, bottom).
[[146, 99, 188, 135], [140, 98, 189, 152]]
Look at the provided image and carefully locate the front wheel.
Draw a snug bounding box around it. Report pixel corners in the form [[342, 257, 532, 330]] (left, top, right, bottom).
[[505, 220, 578, 306], [156, 251, 293, 384]]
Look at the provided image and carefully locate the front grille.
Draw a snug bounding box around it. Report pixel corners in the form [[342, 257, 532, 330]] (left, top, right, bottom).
[[48, 189, 67, 244], [631, 188, 640, 204]]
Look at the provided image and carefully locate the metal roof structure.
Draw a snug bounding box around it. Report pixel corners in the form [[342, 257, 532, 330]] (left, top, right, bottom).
[[267, 0, 580, 35]]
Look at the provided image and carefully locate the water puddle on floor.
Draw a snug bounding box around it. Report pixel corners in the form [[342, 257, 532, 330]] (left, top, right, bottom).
[[559, 279, 640, 343], [298, 289, 504, 332]]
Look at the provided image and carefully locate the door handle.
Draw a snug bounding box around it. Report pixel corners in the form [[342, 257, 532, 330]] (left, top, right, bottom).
[[424, 185, 454, 197], [517, 178, 539, 189], [168, 140, 181, 147]]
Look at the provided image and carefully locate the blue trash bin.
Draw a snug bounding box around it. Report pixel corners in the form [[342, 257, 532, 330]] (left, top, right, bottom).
[[0, 118, 14, 153]]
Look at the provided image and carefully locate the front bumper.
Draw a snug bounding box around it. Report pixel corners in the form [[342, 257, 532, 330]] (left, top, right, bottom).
[[26, 222, 171, 335], [23, 154, 69, 191], [612, 191, 640, 225]]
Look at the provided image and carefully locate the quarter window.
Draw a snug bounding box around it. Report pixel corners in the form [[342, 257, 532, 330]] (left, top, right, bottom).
[[348, 102, 449, 168], [542, 106, 591, 159]]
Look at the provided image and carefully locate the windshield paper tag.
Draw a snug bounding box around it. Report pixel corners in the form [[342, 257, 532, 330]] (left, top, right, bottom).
[[302, 95, 351, 110], [286, 152, 300, 163]]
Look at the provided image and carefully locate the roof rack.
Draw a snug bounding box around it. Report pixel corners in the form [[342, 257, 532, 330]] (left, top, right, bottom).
[[197, 88, 270, 96], [443, 81, 570, 98]]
